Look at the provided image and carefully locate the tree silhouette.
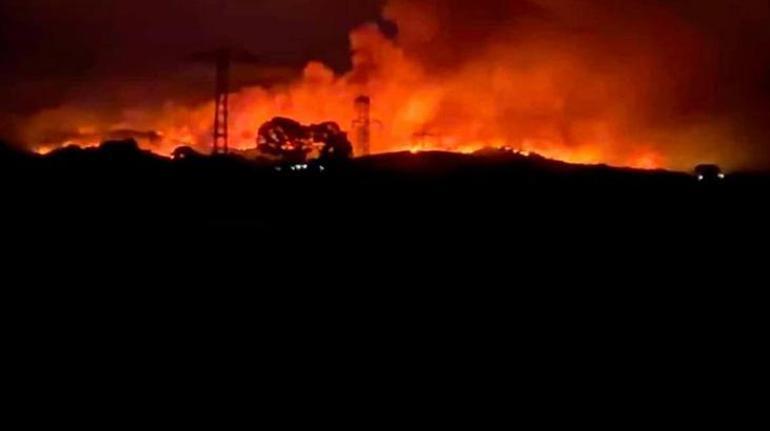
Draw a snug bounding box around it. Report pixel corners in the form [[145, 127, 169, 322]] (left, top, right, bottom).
[[257, 117, 353, 164]]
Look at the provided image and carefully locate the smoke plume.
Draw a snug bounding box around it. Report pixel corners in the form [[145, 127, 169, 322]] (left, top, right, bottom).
[[6, 0, 770, 170]]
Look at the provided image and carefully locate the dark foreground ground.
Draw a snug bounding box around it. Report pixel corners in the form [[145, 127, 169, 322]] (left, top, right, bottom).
[[3, 138, 769, 275], [3, 140, 766, 425], [3, 139, 769, 236]]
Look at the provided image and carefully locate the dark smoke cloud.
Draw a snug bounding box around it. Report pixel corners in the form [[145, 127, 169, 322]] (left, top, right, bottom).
[[0, 0, 385, 123]]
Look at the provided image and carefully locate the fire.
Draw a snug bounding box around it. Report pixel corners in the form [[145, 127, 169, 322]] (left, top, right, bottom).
[[20, 0, 738, 171]]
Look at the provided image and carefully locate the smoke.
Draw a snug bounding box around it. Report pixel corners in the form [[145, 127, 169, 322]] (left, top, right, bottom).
[[7, 0, 770, 170], [379, 0, 770, 169]]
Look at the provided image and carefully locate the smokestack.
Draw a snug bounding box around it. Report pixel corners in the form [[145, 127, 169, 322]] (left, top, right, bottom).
[[353, 95, 372, 156], [213, 49, 231, 155]]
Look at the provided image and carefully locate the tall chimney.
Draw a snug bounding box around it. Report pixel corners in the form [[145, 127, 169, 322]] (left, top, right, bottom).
[[353, 95, 372, 157]]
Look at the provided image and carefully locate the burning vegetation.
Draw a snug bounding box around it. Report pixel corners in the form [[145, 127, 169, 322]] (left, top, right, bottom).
[[13, 0, 770, 171], [257, 118, 353, 164]]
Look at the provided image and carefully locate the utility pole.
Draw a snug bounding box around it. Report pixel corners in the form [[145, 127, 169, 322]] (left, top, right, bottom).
[[353, 96, 381, 157], [213, 49, 231, 154], [190, 47, 260, 155]]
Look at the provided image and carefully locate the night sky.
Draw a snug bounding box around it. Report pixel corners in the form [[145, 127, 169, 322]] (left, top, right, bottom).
[[1, 0, 769, 168], [0, 0, 386, 114]]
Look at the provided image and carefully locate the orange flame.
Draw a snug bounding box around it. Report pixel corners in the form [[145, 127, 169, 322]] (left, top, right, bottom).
[[22, 2, 737, 171]]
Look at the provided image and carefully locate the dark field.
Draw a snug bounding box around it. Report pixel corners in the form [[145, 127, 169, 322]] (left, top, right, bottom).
[[3, 140, 768, 238]]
